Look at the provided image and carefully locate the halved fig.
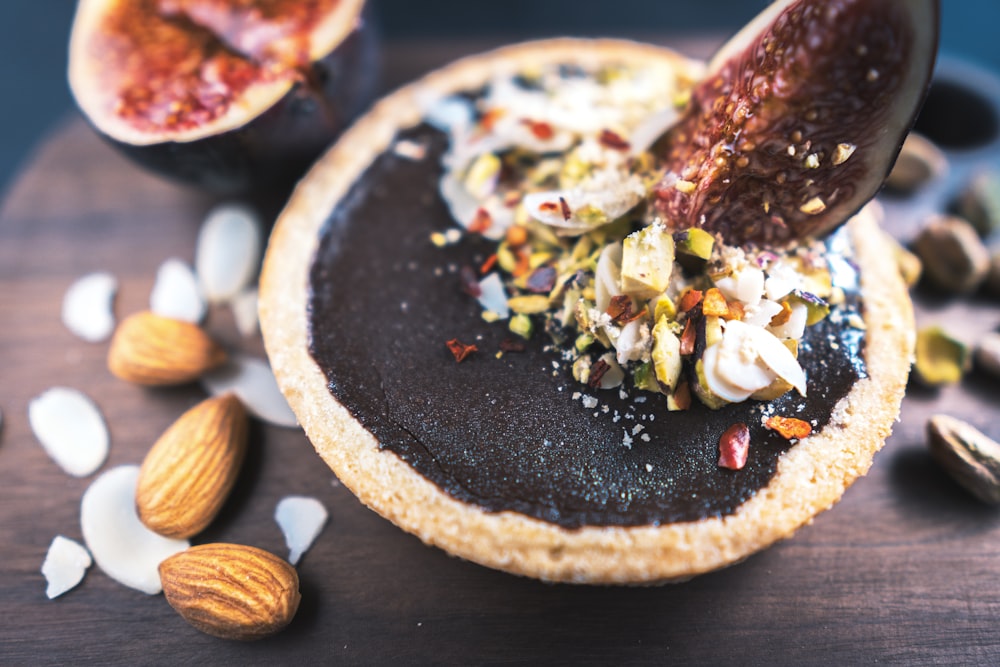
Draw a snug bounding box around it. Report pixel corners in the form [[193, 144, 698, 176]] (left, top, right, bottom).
[[654, 0, 939, 244], [68, 0, 378, 194]]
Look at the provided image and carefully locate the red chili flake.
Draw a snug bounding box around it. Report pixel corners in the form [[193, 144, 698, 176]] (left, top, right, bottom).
[[599, 129, 631, 151], [558, 196, 572, 221], [503, 191, 523, 208], [522, 118, 555, 140], [606, 294, 644, 326], [679, 318, 697, 356], [479, 253, 498, 275], [480, 108, 505, 131], [588, 359, 611, 388], [764, 416, 813, 440], [679, 289, 703, 313], [538, 201, 560, 214], [512, 248, 532, 278], [469, 207, 492, 234], [718, 423, 751, 470], [525, 266, 557, 294], [459, 266, 481, 297], [671, 382, 692, 410], [499, 338, 526, 353], [726, 301, 745, 321], [446, 338, 478, 363]]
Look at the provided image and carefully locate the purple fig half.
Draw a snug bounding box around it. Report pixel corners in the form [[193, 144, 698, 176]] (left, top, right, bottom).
[[654, 0, 939, 245], [68, 0, 378, 194]]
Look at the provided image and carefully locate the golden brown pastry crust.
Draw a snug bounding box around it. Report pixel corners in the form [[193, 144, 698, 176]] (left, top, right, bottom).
[[259, 39, 914, 584]]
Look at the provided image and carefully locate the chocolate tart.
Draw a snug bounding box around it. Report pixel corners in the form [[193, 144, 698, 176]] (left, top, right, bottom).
[[259, 39, 915, 584]]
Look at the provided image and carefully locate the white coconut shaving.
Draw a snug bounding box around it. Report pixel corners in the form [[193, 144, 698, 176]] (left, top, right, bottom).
[[80, 465, 189, 595], [195, 203, 262, 303], [41, 535, 92, 599], [149, 258, 206, 323], [275, 496, 328, 566], [28, 387, 109, 477], [61, 272, 117, 343], [201, 354, 297, 428]]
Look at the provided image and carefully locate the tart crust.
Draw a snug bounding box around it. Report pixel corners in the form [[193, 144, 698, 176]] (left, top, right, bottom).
[[259, 39, 914, 584]]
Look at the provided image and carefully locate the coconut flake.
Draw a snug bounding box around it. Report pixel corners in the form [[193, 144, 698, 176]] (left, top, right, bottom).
[[230, 287, 259, 337], [195, 203, 262, 303], [61, 272, 117, 343], [80, 465, 189, 595], [476, 273, 510, 319], [275, 496, 328, 566], [41, 535, 92, 599], [201, 354, 297, 428], [150, 258, 206, 323], [28, 387, 109, 477]]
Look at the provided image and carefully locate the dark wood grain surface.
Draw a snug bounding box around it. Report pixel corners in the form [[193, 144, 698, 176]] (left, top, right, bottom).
[[2, 37, 1000, 666]]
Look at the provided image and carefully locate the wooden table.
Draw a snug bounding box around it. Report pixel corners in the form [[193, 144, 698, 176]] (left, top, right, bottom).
[[2, 37, 1000, 665]]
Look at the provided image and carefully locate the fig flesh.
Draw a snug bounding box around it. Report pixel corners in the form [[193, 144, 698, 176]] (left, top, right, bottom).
[[68, 0, 378, 194], [654, 0, 939, 244]]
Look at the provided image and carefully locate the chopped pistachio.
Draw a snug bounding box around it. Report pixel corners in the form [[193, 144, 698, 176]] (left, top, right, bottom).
[[508, 294, 550, 315], [509, 314, 534, 339], [632, 361, 660, 393], [651, 317, 682, 391], [497, 242, 519, 273], [574, 333, 596, 353], [704, 316, 724, 347], [914, 325, 971, 386], [463, 153, 501, 198], [572, 356, 592, 384], [749, 377, 793, 401], [788, 292, 830, 326], [481, 310, 502, 323], [653, 294, 677, 323], [675, 228, 715, 260], [621, 223, 675, 300], [691, 359, 729, 410]]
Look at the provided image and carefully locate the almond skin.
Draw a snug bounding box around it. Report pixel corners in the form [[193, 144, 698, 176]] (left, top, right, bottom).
[[107, 311, 226, 385], [137, 394, 248, 539], [160, 543, 301, 641]]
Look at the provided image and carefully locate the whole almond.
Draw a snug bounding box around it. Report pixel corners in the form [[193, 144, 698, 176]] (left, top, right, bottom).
[[160, 543, 300, 641], [108, 311, 226, 385], [137, 394, 248, 539]]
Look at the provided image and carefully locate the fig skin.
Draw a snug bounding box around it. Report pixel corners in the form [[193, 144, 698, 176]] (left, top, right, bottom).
[[69, 1, 379, 195], [655, 0, 939, 245]]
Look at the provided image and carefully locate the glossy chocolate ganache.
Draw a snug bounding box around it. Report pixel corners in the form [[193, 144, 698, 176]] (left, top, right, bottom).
[[307, 122, 867, 529]]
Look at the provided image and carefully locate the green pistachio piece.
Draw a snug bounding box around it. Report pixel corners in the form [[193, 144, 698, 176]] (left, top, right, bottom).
[[651, 317, 682, 391], [704, 315, 724, 348], [572, 356, 592, 384], [691, 359, 729, 410], [653, 294, 677, 323], [574, 333, 596, 353], [787, 293, 831, 326], [507, 295, 550, 315], [621, 224, 675, 300], [509, 314, 534, 339], [463, 153, 501, 198], [675, 228, 714, 260], [915, 325, 971, 386], [632, 361, 661, 393]]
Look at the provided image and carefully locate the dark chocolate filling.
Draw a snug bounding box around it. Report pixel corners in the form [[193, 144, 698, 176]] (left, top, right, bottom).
[[307, 123, 866, 529]]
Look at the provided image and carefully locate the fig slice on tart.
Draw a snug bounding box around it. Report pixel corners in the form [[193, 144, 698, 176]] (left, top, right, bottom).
[[68, 0, 377, 194], [259, 0, 935, 584], [655, 0, 939, 245]]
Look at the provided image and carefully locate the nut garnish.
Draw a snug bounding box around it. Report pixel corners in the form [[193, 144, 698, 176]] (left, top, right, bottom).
[[718, 423, 751, 470], [62, 271, 118, 343], [914, 326, 970, 386], [159, 543, 301, 641], [108, 311, 226, 385], [927, 415, 1000, 505], [136, 394, 248, 539], [974, 332, 1000, 380], [911, 215, 990, 293]]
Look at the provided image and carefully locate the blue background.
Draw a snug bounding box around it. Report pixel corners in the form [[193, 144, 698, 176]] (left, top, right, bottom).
[[0, 0, 996, 198]]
